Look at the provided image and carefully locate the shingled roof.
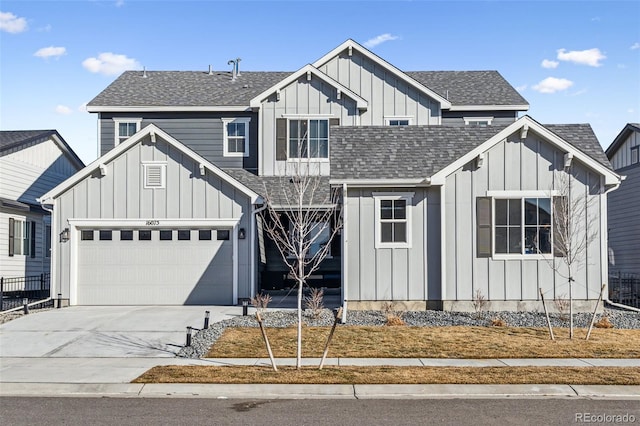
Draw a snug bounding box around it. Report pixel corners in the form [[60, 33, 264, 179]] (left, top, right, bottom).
[[87, 71, 291, 108], [330, 123, 611, 181], [87, 69, 527, 110], [0, 130, 85, 169], [407, 71, 528, 107]]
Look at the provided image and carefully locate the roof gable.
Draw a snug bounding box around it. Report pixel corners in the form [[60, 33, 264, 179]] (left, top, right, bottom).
[[605, 123, 640, 158], [38, 125, 261, 204], [249, 64, 368, 110], [312, 39, 451, 109], [0, 129, 84, 170]]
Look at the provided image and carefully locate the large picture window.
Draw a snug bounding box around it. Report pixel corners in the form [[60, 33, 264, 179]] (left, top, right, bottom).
[[222, 118, 250, 157], [477, 196, 552, 257], [288, 119, 329, 159]]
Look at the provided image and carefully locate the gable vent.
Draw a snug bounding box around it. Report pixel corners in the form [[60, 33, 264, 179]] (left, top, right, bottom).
[[143, 163, 166, 188]]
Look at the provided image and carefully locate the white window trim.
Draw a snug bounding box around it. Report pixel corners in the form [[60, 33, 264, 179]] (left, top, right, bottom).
[[373, 192, 414, 249], [384, 116, 413, 126], [222, 117, 250, 157], [142, 161, 167, 189], [286, 117, 330, 162], [490, 195, 553, 260], [631, 145, 639, 165], [113, 118, 142, 146], [464, 116, 494, 126]]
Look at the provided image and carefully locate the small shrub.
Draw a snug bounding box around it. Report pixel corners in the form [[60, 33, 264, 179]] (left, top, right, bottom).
[[472, 289, 488, 318], [491, 317, 507, 327], [595, 315, 614, 329], [554, 295, 570, 321], [304, 287, 324, 319], [382, 302, 406, 326], [250, 293, 272, 315]]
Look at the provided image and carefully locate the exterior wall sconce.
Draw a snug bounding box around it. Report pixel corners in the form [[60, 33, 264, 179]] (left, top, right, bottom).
[[59, 228, 70, 243], [238, 228, 246, 239]]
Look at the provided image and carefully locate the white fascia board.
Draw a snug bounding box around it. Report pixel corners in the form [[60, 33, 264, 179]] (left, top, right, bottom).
[[86, 105, 251, 113], [68, 218, 240, 228], [329, 178, 431, 187], [49, 133, 85, 170], [448, 104, 530, 112], [312, 39, 451, 109], [429, 116, 622, 186], [249, 64, 368, 110], [39, 124, 261, 204]]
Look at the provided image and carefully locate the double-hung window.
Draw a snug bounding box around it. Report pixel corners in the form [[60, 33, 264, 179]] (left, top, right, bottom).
[[373, 193, 413, 248], [113, 118, 142, 145], [222, 118, 250, 157], [477, 195, 553, 257], [288, 119, 329, 159], [8, 218, 34, 257]]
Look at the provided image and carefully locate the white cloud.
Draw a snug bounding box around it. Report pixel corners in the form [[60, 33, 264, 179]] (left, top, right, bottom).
[[556, 48, 606, 67], [629, 109, 635, 114], [34, 46, 66, 59], [541, 59, 559, 69], [37, 24, 51, 32], [532, 77, 574, 94], [55, 105, 72, 115], [631, 42, 640, 50], [363, 33, 399, 48], [0, 11, 28, 33], [515, 84, 527, 92], [82, 52, 141, 75], [115, 0, 125, 7]]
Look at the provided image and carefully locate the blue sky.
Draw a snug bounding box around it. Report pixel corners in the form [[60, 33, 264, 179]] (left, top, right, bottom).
[[1, 0, 639, 164]]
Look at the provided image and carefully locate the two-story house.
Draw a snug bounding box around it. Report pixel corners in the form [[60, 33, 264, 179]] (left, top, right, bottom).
[[1, 130, 84, 279], [40, 40, 621, 312]]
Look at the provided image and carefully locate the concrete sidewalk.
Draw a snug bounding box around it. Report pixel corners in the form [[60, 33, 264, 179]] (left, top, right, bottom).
[[1, 357, 639, 399]]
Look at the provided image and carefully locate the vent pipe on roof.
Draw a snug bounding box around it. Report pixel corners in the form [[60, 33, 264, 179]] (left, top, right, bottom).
[[142, 67, 147, 78], [235, 57, 241, 76], [208, 65, 214, 75], [228, 59, 237, 81]]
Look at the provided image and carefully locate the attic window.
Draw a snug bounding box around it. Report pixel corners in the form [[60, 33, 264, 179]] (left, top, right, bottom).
[[631, 146, 639, 165], [385, 116, 412, 126], [143, 163, 166, 189]]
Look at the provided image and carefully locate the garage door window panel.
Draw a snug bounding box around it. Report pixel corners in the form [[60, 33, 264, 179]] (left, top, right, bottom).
[[160, 230, 173, 240], [139, 230, 151, 240], [99, 230, 112, 241], [81, 230, 94, 241], [120, 230, 133, 240], [178, 230, 191, 240], [199, 230, 212, 240]]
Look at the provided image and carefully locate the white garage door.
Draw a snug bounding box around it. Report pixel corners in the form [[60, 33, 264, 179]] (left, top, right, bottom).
[[76, 228, 233, 305]]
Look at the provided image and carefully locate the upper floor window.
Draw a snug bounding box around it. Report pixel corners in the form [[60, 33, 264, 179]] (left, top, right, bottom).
[[464, 117, 493, 127], [385, 116, 412, 126], [113, 118, 142, 145], [289, 119, 329, 159], [222, 118, 250, 157], [373, 192, 414, 248], [631, 146, 639, 165]]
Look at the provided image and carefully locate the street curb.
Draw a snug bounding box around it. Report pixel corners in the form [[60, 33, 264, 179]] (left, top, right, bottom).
[[1, 383, 639, 399]]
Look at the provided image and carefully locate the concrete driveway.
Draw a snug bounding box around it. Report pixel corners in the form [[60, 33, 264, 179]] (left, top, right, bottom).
[[0, 305, 239, 358]]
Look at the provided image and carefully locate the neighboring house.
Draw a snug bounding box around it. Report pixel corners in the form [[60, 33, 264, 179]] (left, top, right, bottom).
[[606, 123, 640, 275], [0, 130, 84, 278], [39, 39, 621, 311]]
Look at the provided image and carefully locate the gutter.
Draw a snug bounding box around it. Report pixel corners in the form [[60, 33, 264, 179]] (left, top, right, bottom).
[[341, 183, 348, 323]]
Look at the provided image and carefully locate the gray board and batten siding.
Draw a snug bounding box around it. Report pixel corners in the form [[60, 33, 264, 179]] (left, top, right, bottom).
[[53, 133, 253, 305], [99, 112, 259, 172]]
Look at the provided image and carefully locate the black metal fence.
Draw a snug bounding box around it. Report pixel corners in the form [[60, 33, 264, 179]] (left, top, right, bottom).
[[609, 271, 640, 308], [1, 273, 50, 311]]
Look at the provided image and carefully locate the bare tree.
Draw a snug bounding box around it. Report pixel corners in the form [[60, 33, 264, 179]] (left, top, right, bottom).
[[546, 166, 599, 339], [260, 152, 342, 369]]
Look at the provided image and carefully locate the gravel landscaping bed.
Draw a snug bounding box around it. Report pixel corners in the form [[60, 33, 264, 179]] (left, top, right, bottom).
[[179, 306, 640, 358]]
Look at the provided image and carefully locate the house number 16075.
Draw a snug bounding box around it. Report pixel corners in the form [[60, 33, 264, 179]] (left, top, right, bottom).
[[145, 220, 159, 226]]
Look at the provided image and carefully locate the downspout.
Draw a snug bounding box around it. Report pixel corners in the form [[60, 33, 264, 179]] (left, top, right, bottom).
[[251, 202, 268, 298], [600, 179, 639, 311], [341, 183, 348, 323], [39, 199, 57, 303]]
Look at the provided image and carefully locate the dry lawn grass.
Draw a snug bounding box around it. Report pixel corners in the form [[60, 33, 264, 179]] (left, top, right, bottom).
[[134, 366, 640, 385], [206, 326, 640, 359]]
